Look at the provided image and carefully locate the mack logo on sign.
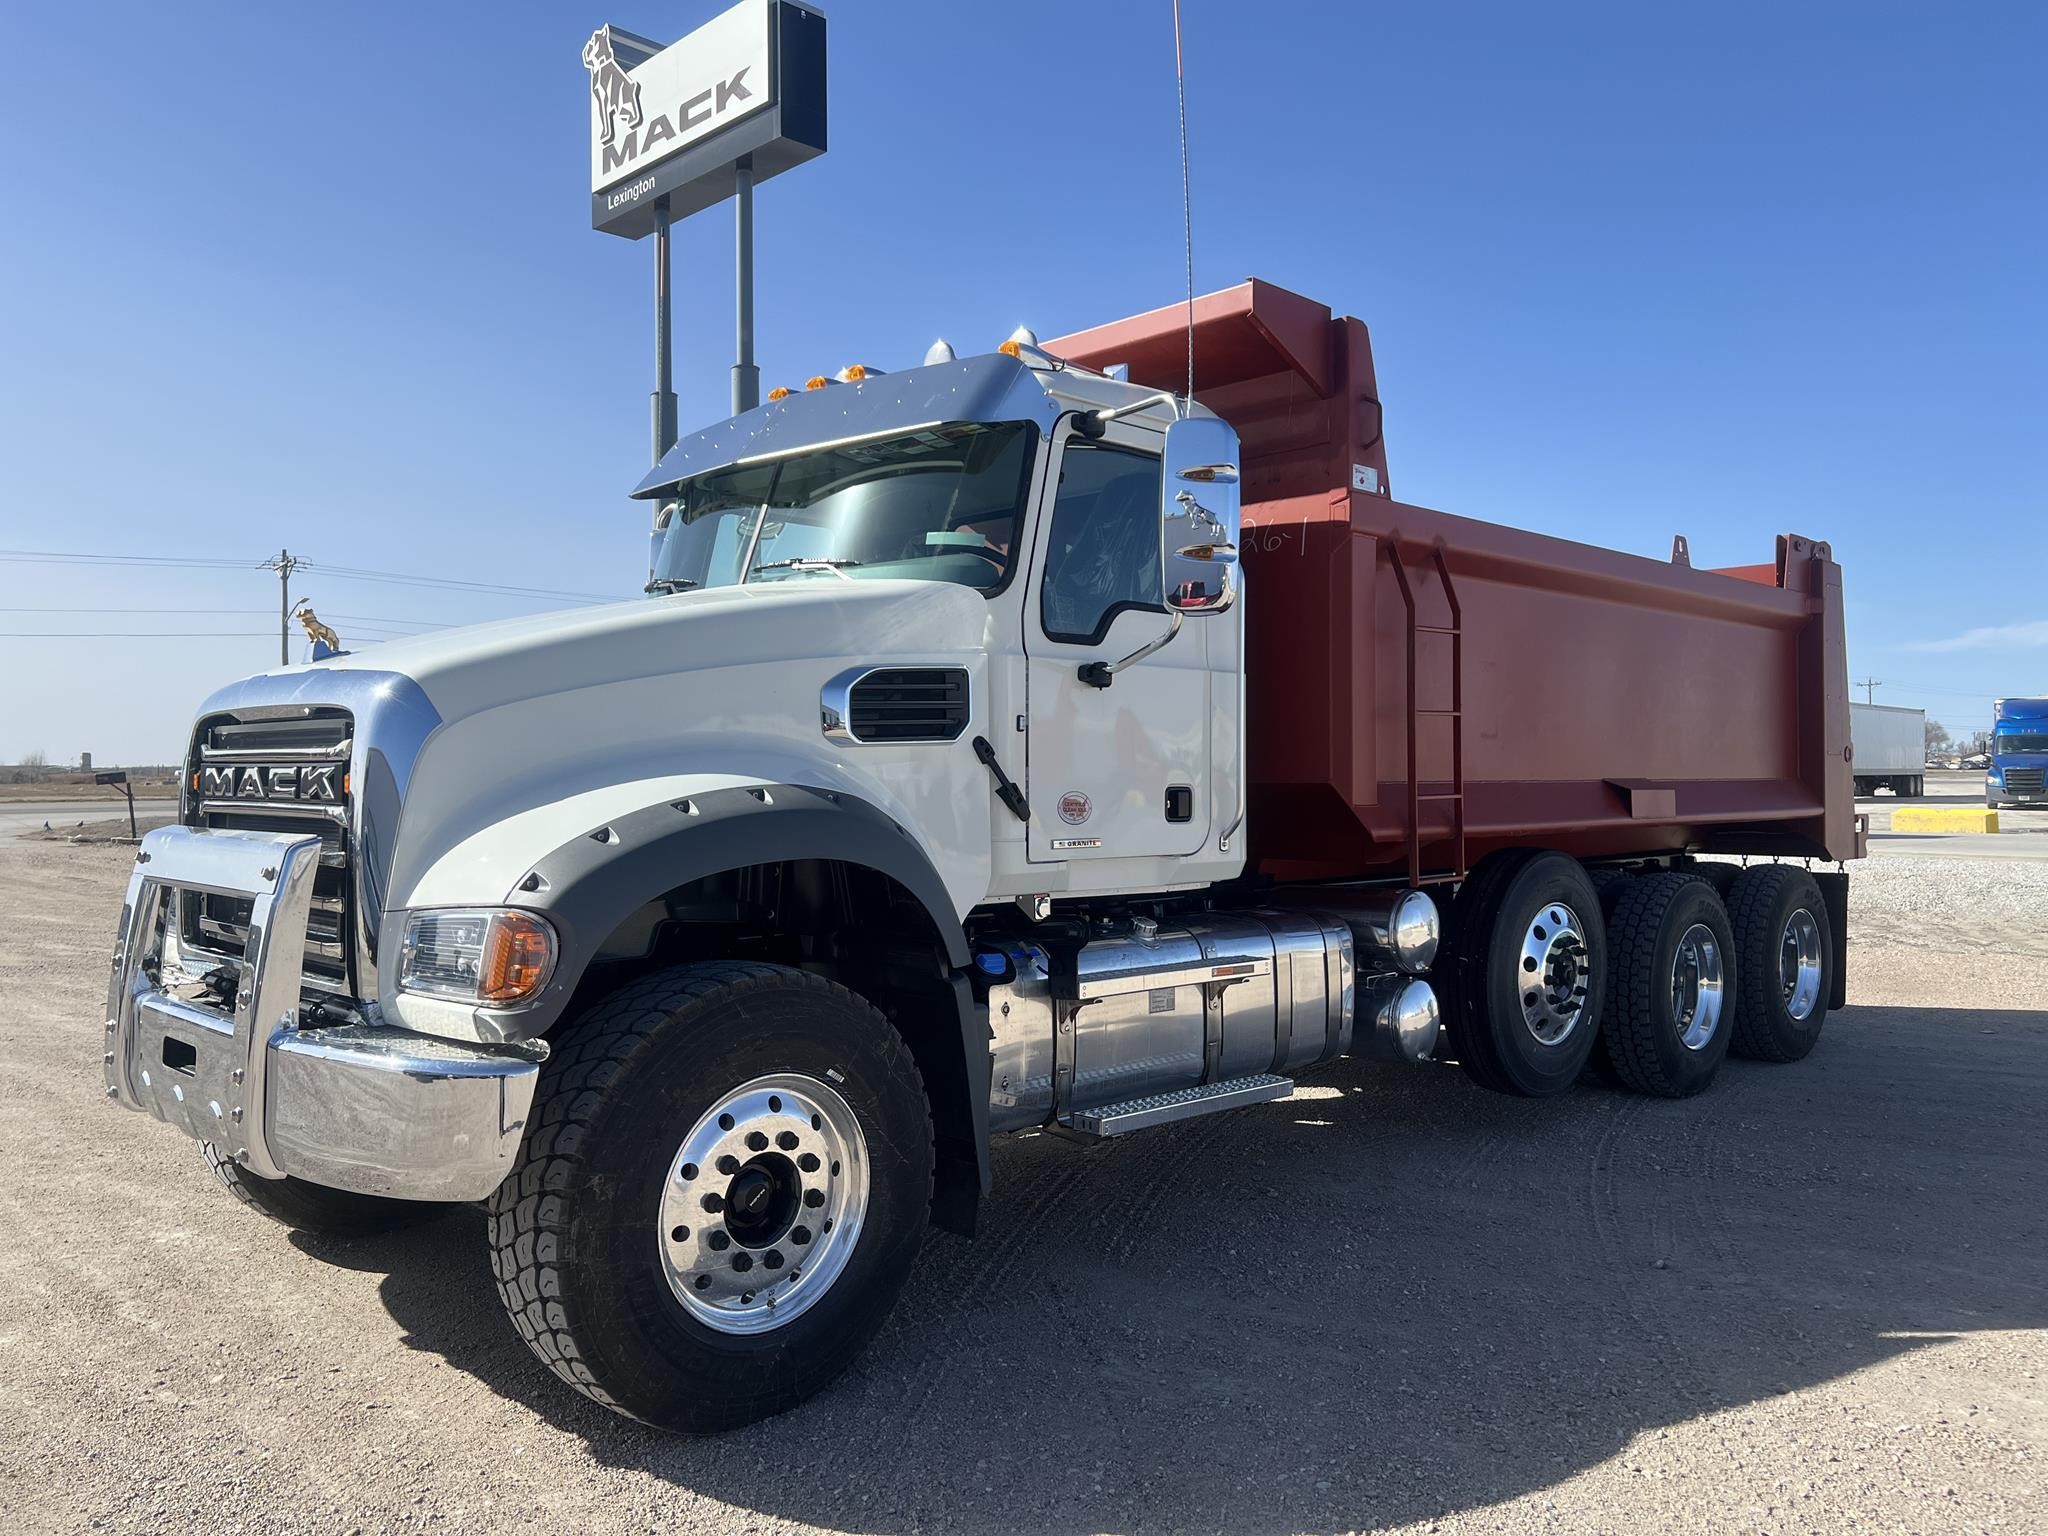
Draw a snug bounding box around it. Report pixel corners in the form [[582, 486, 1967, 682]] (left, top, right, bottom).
[[199, 764, 342, 805], [586, 2, 773, 194]]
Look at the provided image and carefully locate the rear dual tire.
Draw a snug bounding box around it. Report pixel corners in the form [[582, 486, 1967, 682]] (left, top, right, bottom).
[[1599, 874, 1735, 1098], [1443, 855, 1835, 1099], [1726, 865, 1833, 1063], [1439, 850, 1608, 1097]]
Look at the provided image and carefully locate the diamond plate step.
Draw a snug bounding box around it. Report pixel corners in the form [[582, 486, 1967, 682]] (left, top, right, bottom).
[[1066, 1073, 1294, 1138]]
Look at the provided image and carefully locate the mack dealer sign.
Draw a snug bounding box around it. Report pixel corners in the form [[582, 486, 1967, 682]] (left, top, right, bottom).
[[586, 0, 826, 238]]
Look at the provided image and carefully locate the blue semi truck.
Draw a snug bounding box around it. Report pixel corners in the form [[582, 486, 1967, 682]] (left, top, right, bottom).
[[1988, 697, 2048, 808]]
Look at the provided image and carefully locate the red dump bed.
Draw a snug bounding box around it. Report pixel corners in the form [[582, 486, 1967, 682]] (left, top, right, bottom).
[[1050, 280, 1860, 883]]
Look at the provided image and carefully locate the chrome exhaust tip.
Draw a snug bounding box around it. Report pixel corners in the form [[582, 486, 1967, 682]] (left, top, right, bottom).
[[1356, 974, 1441, 1064]]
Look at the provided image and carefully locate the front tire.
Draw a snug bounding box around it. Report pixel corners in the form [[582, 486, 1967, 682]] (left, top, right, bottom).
[[1438, 849, 1607, 1097], [201, 1142, 450, 1237], [487, 961, 932, 1432]]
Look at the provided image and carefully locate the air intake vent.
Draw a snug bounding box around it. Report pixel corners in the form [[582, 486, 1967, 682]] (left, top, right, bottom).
[[845, 668, 970, 744]]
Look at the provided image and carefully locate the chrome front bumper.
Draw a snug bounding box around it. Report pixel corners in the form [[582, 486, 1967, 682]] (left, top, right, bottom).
[[104, 826, 538, 1203]]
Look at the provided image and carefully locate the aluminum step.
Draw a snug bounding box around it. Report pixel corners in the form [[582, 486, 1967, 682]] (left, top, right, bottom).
[[1067, 1073, 1294, 1139]]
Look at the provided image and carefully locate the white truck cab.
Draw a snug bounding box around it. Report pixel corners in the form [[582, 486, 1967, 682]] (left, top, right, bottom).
[[98, 337, 1492, 1432]]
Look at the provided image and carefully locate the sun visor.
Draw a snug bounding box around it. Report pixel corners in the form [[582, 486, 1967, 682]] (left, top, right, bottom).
[[631, 353, 1057, 499]]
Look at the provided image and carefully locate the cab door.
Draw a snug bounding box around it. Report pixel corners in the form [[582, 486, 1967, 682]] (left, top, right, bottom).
[[1023, 424, 1213, 864]]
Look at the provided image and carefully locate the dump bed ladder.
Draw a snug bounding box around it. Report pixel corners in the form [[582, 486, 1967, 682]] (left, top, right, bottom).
[[1389, 541, 1467, 886]]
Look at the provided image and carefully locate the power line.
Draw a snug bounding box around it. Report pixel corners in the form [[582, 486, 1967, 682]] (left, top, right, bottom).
[[1869, 682, 2000, 705], [299, 561, 616, 604], [0, 549, 257, 571], [0, 548, 618, 605], [324, 611, 452, 627], [0, 606, 451, 627], [0, 629, 431, 640], [0, 606, 272, 614]]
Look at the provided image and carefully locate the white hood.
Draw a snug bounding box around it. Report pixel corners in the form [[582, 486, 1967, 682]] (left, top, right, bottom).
[[316, 577, 998, 920], [308, 577, 991, 726]]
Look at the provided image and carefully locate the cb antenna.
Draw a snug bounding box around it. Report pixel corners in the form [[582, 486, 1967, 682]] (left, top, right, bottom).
[[1172, 0, 1194, 409]]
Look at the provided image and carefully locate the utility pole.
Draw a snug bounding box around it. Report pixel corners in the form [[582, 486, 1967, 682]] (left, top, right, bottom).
[[1854, 677, 1882, 704], [260, 549, 300, 666]]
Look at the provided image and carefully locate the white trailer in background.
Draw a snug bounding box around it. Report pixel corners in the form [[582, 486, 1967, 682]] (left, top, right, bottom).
[[1851, 702, 1926, 796]]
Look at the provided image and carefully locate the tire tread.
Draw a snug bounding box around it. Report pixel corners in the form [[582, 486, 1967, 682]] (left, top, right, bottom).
[[485, 961, 929, 1422], [201, 1142, 447, 1237], [1726, 864, 1828, 1062], [1600, 872, 1714, 1097]]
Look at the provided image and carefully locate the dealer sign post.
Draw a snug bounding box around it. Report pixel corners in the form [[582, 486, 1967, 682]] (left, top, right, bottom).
[[584, 0, 827, 452]]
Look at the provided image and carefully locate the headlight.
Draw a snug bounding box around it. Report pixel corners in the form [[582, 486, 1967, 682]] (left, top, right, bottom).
[[399, 909, 556, 1006]]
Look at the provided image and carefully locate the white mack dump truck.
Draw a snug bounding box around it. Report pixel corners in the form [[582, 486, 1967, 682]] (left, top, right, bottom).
[[104, 282, 1856, 1431]]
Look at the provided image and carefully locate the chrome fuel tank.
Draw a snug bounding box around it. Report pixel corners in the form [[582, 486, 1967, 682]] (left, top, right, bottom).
[[981, 908, 1359, 1132]]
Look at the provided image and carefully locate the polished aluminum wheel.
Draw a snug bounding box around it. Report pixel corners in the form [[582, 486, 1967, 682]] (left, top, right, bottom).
[[658, 1073, 868, 1336], [1517, 902, 1591, 1047], [1669, 921, 1726, 1051], [1780, 908, 1824, 1022]]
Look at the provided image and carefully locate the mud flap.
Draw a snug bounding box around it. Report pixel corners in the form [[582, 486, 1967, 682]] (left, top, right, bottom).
[[1812, 869, 1850, 1012]]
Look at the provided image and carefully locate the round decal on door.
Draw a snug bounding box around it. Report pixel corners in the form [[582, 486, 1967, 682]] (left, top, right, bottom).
[[1057, 791, 1092, 826]]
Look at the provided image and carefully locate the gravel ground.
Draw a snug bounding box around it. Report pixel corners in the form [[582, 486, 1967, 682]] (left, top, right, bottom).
[[1, 843, 2042, 1536]]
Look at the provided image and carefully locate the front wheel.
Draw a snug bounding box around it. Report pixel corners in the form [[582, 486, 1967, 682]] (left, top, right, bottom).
[[488, 961, 933, 1432]]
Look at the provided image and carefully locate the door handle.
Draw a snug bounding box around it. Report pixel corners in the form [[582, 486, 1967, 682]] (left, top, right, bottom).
[[972, 736, 1031, 823]]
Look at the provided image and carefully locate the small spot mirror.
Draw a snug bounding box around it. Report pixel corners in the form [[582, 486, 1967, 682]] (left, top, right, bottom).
[[1159, 415, 1241, 615]]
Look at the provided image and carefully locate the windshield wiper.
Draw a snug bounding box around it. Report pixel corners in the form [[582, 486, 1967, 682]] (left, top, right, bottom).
[[750, 558, 861, 580], [644, 576, 698, 594]]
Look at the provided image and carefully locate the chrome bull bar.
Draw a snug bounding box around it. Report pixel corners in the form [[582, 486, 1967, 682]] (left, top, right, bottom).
[[105, 826, 538, 1202]]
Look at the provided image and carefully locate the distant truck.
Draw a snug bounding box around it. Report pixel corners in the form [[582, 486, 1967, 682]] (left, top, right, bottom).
[[1849, 702, 1926, 797], [1988, 697, 2048, 808]]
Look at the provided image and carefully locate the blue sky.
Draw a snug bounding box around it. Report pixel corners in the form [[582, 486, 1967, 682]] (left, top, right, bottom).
[[1, 0, 2041, 762]]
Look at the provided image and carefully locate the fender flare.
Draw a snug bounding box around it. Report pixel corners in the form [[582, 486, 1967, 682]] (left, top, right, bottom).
[[496, 782, 991, 1206]]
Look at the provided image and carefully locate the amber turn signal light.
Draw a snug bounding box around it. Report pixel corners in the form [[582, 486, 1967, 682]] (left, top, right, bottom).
[[478, 913, 555, 1005]]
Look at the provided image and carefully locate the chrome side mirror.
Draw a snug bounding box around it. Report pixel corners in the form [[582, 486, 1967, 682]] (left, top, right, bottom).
[[1160, 416, 1241, 615]]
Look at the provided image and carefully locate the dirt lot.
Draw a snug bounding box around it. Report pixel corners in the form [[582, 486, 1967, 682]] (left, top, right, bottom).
[[1, 844, 2041, 1536]]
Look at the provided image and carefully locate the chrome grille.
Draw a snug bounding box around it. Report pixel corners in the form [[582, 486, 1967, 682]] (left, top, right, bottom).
[[185, 711, 354, 991]]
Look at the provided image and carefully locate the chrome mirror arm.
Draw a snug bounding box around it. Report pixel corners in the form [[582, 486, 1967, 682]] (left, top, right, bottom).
[[1089, 390, 1187, 430], [1077, 610, 1185, 690]]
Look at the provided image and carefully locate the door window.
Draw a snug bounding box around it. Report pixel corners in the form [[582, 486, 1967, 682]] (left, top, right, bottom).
[[1040, 442, 1163, 644]]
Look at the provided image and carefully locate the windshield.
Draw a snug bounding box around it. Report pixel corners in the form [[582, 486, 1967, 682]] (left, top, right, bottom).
[[649, 421, 1038, 594], [1996, 730, 2048, 753]]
